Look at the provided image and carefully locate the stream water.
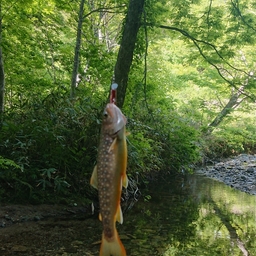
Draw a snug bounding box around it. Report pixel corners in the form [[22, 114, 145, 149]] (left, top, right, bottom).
[[120, 174, 256, 256], [0, 174, 255, 256]]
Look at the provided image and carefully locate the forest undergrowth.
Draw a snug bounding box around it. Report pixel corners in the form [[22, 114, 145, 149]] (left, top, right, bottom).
[[0, 89, 255, 205]]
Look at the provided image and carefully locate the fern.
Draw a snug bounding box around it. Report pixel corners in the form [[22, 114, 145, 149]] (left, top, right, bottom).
[[0, 156, 21, 170]]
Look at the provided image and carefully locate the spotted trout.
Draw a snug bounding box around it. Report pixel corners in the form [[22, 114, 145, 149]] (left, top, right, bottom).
[[90, 103, 128, 256]]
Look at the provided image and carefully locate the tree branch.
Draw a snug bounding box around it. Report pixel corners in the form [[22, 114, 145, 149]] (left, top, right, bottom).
[[150, 24, 256, 102], [206, 0, 213, 33], [231, 0, 256, 33], [156, 24, 247, 77], [70, 0, 85, 99], [83, 5, 126, 20], [0, 0, 19, 20], [142, 8, 152, 118]]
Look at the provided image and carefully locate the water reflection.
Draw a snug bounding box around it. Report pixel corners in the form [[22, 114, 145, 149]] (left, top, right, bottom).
[[123, 174, 256, 256]]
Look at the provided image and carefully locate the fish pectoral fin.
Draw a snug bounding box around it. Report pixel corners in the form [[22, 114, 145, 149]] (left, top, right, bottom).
[[116, 204, 123, 224], [99, 213, 102, 221], [122, 174, 129, 189], [90, 166, 98, 189], [108, 137, 117, 152]]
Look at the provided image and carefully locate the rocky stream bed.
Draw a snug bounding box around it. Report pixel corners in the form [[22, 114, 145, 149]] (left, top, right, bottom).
[[197, 154, 256, 195]]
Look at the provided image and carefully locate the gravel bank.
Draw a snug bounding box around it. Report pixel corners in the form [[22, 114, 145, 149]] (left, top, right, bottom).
[[196, 154, 256, 195]]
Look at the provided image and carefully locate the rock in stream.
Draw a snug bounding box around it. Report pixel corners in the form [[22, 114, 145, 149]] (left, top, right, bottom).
[[196, 154, 256, 195]]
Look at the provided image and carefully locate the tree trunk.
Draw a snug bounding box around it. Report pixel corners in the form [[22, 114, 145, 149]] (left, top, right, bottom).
[[71, 0, 85, 99], [0, 48, 4, 118], [207, 84, 248, 133], [0, 4, 4, 126], [210, 199, 249, 256], [114, 0, 145, 108]]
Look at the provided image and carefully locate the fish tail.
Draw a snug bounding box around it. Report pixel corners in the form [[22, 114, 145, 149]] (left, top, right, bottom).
[[99, 229, 126, 256]]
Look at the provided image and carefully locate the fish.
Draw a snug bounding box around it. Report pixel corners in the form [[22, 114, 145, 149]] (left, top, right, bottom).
[[90, 103, 128, 256]]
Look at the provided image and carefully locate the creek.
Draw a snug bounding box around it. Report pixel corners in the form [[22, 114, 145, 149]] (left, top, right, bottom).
[[0, 174, 256, 255], [122, 174, 256, 256]]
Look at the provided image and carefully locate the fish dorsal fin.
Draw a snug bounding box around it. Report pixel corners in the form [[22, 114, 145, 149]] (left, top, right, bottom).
[[108, 137, 117, 152], [116, 204, 123, 224], [122, 174, 129, 189], [90, 165, 98, 189]]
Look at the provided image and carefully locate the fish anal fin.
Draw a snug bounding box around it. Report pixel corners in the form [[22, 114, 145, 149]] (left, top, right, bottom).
[[116, 204, 123, 224], [122, 174, 129, 189], [90, 166, 98, 189]]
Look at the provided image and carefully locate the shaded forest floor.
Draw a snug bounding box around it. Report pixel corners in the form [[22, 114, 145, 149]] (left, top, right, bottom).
[[0, 204, 101, 255]]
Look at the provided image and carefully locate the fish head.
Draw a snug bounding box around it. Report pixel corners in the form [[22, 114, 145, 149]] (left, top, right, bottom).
[[102, 103, 126, 135]]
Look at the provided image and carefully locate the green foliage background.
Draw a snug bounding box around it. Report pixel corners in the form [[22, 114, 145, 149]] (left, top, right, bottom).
[[0, 0, 255, 203]]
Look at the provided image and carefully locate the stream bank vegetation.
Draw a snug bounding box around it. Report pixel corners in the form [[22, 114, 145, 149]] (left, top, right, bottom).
[[0, 0, 255, 204]]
